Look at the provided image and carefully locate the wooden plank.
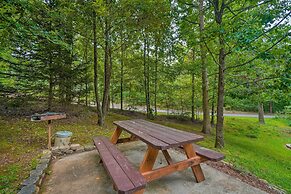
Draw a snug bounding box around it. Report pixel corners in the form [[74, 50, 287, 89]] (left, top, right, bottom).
[[142, 156, 202, 182], [116, 137, 138, 144], [162, 150, 173, 165], [193, 144, 225, 161], [31, 113, 66, 121], [93, 138, 135, 193], [140, 145, 159, 173], [128, 120, 203, 147], [99, 137, 146, 189], [133, 119, 203, 142], [124, 120, 179, 145], [115, 122, 170, 150], [110, 127, 123, 144], [183, 143, 205, 183]]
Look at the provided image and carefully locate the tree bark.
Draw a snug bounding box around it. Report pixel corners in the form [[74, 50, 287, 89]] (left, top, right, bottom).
[[191, 49, 196, 122], [48, 69, 53, 111], [199, 0, 211, 134], [215, 29, 225, 148], [269, 101, 273, 114], [191, 73, 195, 122], [120, 31, 125, 111], [258, 103, 265, 124], [93, 11, 103, 126], [211, 74, 217, 127], [154, 42, 158, 116], [214, 0, 226, 148], [100, 7, 112, 126], [143, 34, 152, 119]]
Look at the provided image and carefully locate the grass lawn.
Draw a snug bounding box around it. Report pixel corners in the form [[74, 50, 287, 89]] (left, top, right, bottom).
[[0, 106, 290, 193]]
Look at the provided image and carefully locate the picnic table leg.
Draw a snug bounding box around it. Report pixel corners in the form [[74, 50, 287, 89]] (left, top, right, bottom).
[[183, 143, 205, 183], [162, 150, 173, 165], [140, 145, 159, 173], [110, 127, 122, 144]]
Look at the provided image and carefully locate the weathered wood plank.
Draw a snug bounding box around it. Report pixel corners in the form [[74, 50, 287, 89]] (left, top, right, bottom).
[[140, 145, 159, 173], [93, 137, 135, 193], [142, 156, 202, 182], [124, 120, 179, 145], [183, 143, 205, 183], [99, 137, 146, 189], [193, 144, 225, 161], [132, 119, 203, 142], [115, 121, 170, 150]]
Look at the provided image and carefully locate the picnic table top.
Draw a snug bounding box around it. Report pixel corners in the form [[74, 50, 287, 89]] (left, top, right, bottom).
[[114, 119, 204, 150]]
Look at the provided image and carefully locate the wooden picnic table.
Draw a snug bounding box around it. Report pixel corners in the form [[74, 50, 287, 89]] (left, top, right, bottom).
[[112, 119, 206, 183]]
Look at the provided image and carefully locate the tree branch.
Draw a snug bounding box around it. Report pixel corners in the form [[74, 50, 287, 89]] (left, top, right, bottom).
[[226, 32, 290, 70]]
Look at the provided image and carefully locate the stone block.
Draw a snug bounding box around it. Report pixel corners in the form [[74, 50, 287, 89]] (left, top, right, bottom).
[[64, 149, 74, 154], [84, 144, 95, 151], [75, 146, 84, 153], [70, 144, 80, 151], [21, 173, 40, 186], [18, 184, 37, 194]]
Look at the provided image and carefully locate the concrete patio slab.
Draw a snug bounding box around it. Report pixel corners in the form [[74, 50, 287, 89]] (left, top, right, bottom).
[[41, 141, 266, 194]]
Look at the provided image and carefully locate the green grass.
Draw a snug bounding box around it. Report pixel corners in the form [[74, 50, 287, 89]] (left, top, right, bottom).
[[1, 106, 290, 193], [154, 117, 291, 193]]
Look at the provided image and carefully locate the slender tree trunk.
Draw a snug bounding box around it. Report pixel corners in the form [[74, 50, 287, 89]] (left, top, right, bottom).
[[48, 70, 53, 111], [258, 103, 265, 124], [191, 73, 195, 122], [101, 10, 112, 126], [120, 32, 125, 111], [213, 0, 226, 148], [154, 42, 158, 116], [215, 32, 226, 148], [211, 74, 217, 127], [191, 48, 195, 122], [199, 0, 211, 134], [143, 35, 152, 119], [85, 82, 88, 106], [269, 101, 273, 114], [93, 11, 103, 125]]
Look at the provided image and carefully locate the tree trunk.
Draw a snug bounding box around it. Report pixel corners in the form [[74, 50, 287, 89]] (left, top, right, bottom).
[[143, 35, 152, 119], [85, 82, 88, 106], [269, 101, 273, 114], [215, 31, 225, 148], [213, 0, 226, 148], [211, 74, 217, 127], [48, 69, 53, 111], [258, 103, 265, 124], [191, 73, 195, 122], [93, 11, 103, 126], [101, 10, 112, 126], [120, 31, 124, 111], [154, 42, 158, 116], [199, 0, 211, 134]]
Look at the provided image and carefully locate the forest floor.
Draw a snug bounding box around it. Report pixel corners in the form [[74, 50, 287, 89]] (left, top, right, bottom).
[[0, 103, 290, 194]]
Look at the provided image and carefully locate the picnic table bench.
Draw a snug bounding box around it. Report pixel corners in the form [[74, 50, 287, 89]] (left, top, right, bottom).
[[93, 119, 224, 194]]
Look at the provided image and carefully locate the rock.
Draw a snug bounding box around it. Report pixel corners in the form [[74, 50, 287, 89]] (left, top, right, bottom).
[[51, 146, 60, 155], [18, 184, 37, 194], [42, 149, 51, 155], [75, 146, 84, 153], [64, 149, 74, 154], [84, 144, 95, 151], [35, 163, 48, 175], [22, 173, 40, 186], [59, 145, 70, 152], [70, 144, 80, 151], [39, 158, 50, 164]]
